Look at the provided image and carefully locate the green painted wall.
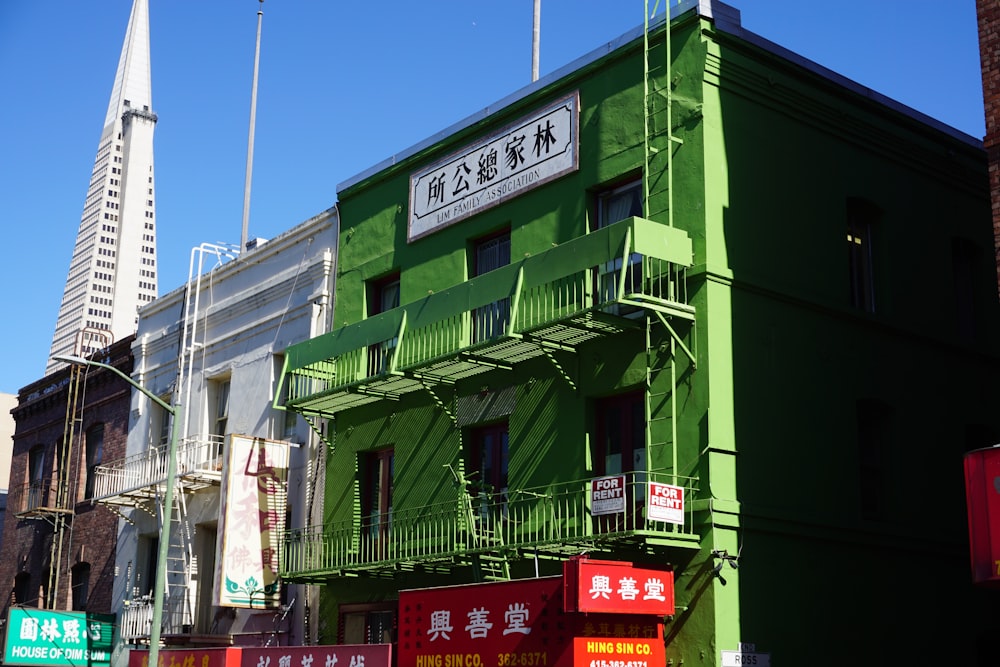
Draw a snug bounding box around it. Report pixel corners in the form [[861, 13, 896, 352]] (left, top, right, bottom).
[[312, 8, 1000, 665]]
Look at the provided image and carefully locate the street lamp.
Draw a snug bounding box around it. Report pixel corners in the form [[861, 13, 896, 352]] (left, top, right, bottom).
[[54, 354, 180, 667]]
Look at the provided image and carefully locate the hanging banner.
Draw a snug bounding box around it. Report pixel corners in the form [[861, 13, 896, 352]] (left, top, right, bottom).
[[409, 92, 579, 242], [215, 435, 290, 608]]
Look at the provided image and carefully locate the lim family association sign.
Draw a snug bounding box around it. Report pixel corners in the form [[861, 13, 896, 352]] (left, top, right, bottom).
[[408, 92, 579, 242], [4, 609, 114, 667]]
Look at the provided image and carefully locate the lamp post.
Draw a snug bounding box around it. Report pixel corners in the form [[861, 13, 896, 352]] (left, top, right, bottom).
[[54, 354, 180, 667]]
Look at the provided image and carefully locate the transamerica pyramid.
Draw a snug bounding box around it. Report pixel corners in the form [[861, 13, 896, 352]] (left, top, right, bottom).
[[46, 0, 158, 373]]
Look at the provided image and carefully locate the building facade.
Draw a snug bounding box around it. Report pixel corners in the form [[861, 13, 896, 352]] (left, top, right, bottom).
[[279, 2, 1000, 664], [91, 210, 337, 654], [0, 337, 133, 620], [48, 0, 159, 372]]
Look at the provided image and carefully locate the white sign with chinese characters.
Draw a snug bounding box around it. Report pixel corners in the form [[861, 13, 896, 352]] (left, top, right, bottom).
[[408, 92, 579, 242]]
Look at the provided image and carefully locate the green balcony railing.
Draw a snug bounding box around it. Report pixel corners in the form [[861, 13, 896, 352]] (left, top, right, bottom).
[[279, 217, 693, 416], [281, 470, 699, 582]]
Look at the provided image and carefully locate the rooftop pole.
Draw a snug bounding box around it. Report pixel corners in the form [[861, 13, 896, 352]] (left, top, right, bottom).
[[531, 0, 541, 81], [241, 0, 264, 251]]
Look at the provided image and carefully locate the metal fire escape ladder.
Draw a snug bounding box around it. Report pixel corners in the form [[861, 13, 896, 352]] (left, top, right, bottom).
[[159, 485, 194, 634], [46, 362, 85, 608], [643, 0, 682, 226], [642, 1, 690, 488]]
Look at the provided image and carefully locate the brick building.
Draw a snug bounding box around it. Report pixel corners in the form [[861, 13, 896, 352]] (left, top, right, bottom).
[[978, 0, 1000, 292], [0, 336, 133, 621]]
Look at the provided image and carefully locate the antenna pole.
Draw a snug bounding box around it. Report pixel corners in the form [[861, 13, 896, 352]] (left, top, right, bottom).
[[531, 0, 540, 81], [241, 0, 264, 251]]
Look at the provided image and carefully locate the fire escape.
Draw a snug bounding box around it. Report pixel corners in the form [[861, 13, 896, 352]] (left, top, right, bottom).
[[89, 243, 239, 644]]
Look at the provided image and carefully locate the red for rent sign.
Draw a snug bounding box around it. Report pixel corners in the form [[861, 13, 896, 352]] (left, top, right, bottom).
[[647, 482, 684, 525]]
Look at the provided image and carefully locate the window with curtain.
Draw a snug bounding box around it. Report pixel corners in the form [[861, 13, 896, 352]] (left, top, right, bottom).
[[471, 231, 511, 343], [596, 181, 643, 308]]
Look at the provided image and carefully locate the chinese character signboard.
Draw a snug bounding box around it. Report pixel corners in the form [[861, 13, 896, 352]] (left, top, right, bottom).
[[964, 446, 1000, 587], [128, 647, 239, 667], [400, 577, 569, 667], [216, 435, 290, 608], [240, 644, 392, 667], [399, 573, 662, 667], [647, 482, 684, 525], [4, 609, 114, 667], [563, 558, 674, 616], [408, 92, 579, 242], [590, 476, 626, 516], [128, 645, 392, 667]]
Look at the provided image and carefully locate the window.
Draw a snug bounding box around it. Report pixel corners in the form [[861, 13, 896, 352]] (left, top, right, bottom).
[[28, 446, 46, 510], [362, 448, 394, 542], [71, 563, 91, 611], [84, 425, 104, 499], [467, 422, 509, 499], [211, 379, 231, 455], [847, 198, 878, 313], [471, 231, 511, 343], [857, 399, 892, 519], [594, 391, 645, 476], [274, 356, 298, 440], [366, 273, 401, 376], [340, 604, 395, 644], [13, 573, 31, 605], [596, 181, 643, 308], [952, 238, 981, 342]]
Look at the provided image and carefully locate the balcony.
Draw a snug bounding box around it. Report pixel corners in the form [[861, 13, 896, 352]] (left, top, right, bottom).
[[91, 434, 226, 506], [10, 476, 73, 519], [280, 216, 693, 416], [282, 470, 699, 583]]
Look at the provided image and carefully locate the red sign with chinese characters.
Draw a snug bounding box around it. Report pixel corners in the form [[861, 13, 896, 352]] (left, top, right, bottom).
[[240, 645, 391, 667], [563, 558, 674, 616], [964, 446, 1000, 587], [128, 645, 391, 667], [398, 576, 661, 667], [128, 648, 240, 667]]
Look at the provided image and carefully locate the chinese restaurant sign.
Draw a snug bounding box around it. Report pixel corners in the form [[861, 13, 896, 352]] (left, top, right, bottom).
[[563, 558, 674, 616], [647, 482, 684, 525], [4, 609, 114, 667], [399, 575, 662, 667], [216, 435, 290, 608], [408, 92, 579, 242], [128, 645, 392, 667]]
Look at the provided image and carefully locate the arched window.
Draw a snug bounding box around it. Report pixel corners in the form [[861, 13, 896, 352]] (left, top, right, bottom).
[[13, 572, 31, 605], [85, 425, 104, 499], [71, 563, 91, 611]]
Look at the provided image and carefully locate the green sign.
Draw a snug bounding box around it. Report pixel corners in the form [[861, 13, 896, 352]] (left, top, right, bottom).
[[4, 608, 114, 667]]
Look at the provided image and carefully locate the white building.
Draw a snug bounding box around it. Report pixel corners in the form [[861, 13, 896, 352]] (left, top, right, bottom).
[[47, 0, 158, 372], [91, 209, 337, 655]]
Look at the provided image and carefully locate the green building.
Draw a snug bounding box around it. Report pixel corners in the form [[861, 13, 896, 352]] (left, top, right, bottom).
[[279, 2, 1000, 663]]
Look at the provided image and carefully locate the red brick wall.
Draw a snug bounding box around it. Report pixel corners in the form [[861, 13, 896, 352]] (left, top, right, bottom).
[[0, 337, 134, 616], [978, 0, 1000, 294]]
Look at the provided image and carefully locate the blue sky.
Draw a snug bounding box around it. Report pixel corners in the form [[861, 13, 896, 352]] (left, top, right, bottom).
[[0, 0, 985, 394]]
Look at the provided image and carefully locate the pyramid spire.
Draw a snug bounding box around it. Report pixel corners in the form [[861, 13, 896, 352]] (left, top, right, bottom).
[[104, 0, 152, 128], [46, 0, 159, 374]]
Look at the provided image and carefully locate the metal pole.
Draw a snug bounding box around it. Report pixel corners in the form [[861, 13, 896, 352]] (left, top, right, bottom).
[[52, 355, 177, 667], [531, 0, 540, 82], [241, 0, 264, 251]]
